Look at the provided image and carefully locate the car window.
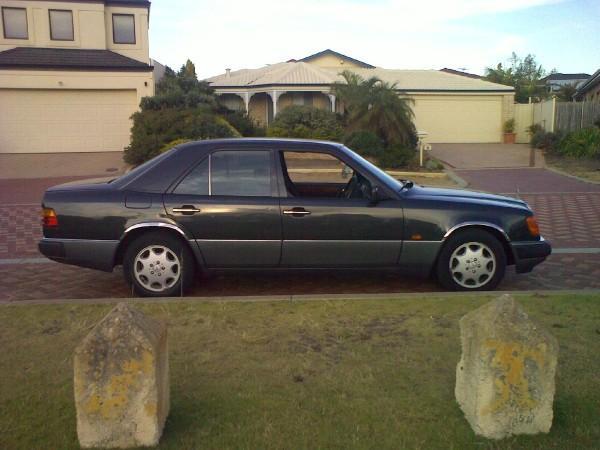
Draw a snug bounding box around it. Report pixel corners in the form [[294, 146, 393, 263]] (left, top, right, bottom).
[[283, 151, 353, 184], [211, 150, 271, 197], [173, 157, 209, 195]]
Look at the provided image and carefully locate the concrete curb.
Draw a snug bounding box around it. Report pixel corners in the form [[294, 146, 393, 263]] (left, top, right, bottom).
[[444, 168, 469, 188], [3, 289, 599, 306], [544, 165, 600, 185]]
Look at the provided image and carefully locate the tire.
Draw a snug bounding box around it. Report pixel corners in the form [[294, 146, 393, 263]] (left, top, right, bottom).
[[436, 229, 506, 291], [123, 231, 195, 297]]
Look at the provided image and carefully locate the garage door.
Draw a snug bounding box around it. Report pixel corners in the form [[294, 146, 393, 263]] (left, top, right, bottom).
[[411, 95, 503, 143], [0, 89, 137, 153]]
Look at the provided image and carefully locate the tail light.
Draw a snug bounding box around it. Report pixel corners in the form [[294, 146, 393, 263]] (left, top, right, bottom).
[[526, 216, 540, 237], [42, 207, 58, 227]]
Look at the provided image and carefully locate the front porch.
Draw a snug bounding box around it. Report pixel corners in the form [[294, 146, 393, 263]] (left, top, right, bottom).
[[217, 89, 338, 126]]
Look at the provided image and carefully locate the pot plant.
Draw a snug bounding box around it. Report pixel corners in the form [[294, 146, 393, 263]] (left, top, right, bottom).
[[503, 118, 516, 144]]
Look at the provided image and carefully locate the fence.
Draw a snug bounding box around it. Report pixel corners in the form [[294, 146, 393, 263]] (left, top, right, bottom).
[[514, 99, 600, 143]]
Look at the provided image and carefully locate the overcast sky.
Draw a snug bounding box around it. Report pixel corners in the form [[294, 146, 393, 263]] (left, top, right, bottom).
[[149, 0, 600, 79]]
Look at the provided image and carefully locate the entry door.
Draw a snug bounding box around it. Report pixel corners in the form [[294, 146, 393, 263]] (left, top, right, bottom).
[[278, 150, 404, 267], [163, 149, 281, 267]]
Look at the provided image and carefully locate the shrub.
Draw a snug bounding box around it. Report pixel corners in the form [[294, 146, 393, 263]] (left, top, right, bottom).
[[530, 129, 564, 152], [378, 144, 417, 169], [503, 118, 515, 133], [344, 130, 384, 158], [221, 110, 265, 137], [558, 127, 600, 158], [159, 138, 192, 154], [124, 108, 240, 165], [267, 106, 344, 141]]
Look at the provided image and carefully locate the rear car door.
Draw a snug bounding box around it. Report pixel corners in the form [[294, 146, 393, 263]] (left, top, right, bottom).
[[278, 148, 404, 267], [163, 148, 281, 267]]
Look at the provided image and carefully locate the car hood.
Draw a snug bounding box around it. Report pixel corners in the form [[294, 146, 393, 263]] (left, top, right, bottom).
[[46, 176, 116, 192], [408, 185, 530, 210]]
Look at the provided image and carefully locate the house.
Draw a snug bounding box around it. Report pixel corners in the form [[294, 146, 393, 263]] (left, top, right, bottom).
[[205, 49, 515, 143], [574, 69, 600, 103], [0, 0, 153, 154], [540, 73, 590, 93], [439, 68, 482, 79]]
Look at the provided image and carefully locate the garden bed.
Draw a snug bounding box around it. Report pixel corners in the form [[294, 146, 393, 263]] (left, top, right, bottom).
[[1, 293, 598, 449], [545, 154, 600, 183]]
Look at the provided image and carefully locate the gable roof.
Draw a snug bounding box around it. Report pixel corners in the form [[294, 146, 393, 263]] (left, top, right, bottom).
[[540, 73, 590, 82], [0, 47, 153, 71], [206, 62, 514, 92], [299, 49, 375, 69], [575, 68, 600, 98]]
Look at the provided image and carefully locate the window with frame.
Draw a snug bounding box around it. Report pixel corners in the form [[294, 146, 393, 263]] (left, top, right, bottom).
[[173, 158, 209, 195], [2, 7, 28, 40], [49, 9, 73, 41], [173, 151, 272, 197], [112, 13, 135, 44]]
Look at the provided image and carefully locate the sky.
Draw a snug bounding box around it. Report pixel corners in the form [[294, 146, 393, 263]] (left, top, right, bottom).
[[149, 0, 600, 79]]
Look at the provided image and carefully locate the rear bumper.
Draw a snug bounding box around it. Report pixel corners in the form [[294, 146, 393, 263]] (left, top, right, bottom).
[[510, 236, 552, 274], [38, 238, 118, 272]]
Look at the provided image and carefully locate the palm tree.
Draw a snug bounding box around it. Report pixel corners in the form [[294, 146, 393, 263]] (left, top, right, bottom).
[[332, 70, 416, 147]]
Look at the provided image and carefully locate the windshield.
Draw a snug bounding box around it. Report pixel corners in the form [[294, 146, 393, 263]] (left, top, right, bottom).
[[341, 145, 405, 191]]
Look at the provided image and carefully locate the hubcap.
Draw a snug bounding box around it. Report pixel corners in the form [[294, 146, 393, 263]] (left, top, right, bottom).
[[133, 245, 180, 293], [449, 241, 496, 289]]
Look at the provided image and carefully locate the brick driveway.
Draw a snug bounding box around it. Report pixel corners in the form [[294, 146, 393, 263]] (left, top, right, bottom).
[[1, 168, 599, 302]]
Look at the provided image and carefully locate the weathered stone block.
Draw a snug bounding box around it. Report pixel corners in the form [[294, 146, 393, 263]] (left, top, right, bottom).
[[74, 303, 169, 448], [455, 294, 558, 440]]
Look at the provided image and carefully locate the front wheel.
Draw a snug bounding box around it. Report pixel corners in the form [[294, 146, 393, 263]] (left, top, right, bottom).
[[123, 231, 195, 297], [436, 229, 506, 291]]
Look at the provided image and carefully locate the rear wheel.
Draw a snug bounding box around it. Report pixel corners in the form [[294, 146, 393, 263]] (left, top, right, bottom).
[[436, 229, 506, 291], [123, 231, 195, 297]]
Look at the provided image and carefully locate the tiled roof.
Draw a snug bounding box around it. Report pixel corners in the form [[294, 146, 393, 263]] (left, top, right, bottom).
[[575, 68, 600, 98], [0, 47, 153, 71], [540, 73, 591, 82], [206, 62, 514, 92], [440, 68, 482, 79], [299, 49, 375, 69]]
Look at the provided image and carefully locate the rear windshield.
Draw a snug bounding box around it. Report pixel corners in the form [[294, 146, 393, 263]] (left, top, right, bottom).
[[111, 148, 177, 189]]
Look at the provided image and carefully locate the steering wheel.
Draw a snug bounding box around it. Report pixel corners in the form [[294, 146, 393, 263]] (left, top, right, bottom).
[[339, 173, 359, 198]]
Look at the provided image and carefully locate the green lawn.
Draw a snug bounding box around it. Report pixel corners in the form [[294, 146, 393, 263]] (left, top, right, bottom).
[[1, 294, 598, 449]]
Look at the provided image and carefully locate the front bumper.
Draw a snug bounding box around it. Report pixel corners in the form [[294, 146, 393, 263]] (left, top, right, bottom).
[[510, 236, 552, 274], [38, 238, 118, 272]]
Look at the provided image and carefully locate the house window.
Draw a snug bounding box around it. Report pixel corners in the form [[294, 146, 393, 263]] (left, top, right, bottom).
[[49, 10, 73, 41], [112, 14, 135, 44], [2, 7, 28, 40]]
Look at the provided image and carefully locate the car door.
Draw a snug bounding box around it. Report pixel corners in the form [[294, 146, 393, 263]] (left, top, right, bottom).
[[163, 148, 282, 268], [278, 149, 404, 267]]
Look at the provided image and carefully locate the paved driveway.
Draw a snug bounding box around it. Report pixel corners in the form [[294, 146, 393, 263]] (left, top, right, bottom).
[[429, 143, 540, 169]]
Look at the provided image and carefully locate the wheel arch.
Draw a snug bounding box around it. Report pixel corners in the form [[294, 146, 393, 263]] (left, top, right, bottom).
[[439, 222, 514, 266], [114, 223, 200, 268]]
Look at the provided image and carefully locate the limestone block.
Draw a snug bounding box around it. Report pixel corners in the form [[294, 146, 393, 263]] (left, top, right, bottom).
[[455, 294, 558, 439], [74, 303, 169, 448]]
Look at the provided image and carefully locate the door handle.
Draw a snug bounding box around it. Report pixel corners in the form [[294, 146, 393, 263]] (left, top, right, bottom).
[[171, 205, 201, 215], [283, 208, 311, 216]]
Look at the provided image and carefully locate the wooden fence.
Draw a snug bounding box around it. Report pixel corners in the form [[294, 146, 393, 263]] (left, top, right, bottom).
[[555, 102, 600, 132]]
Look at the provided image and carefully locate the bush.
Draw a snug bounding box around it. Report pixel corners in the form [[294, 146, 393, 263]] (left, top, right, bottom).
[[267, 106, 344, 141], [344, 130, 384, 158], [124, 108, 240, 165], [503, 118, 515, 133], [530, 130, 564, 152], [378, 144, 417, 169], [159, 138, 192, 154], [222, 110, 265, 137], [559, 127, 600, 158]]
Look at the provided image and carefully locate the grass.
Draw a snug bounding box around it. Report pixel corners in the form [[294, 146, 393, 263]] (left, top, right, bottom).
[[545, 154, 600, 183], [1, 293, 599, 449]]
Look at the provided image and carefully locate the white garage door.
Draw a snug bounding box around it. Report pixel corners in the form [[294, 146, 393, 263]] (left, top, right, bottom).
[[411, 95, 503, 143], [0, 89, 137, 153]]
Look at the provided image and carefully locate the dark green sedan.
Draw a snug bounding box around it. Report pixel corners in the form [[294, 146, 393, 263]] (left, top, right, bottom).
[[39, 139, 551, 297]]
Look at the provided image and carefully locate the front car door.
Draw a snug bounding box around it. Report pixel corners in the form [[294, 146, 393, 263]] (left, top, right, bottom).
[[163, 147, 281, 268], [277, 145, 404, 267]]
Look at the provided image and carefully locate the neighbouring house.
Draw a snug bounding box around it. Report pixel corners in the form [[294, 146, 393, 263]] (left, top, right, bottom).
[[0, 0, 154, 154], [206, 49, 515, 143], [574, 69, 600, 103], [540, 72, 590, 93]]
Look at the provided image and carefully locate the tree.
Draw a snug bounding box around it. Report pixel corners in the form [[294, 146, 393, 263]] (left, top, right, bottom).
[[332, 70, 417, 147], [555, 83, 578, 102], [484, 53, 548, 103]]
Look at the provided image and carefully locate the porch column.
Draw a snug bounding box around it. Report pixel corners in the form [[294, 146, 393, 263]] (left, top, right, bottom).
[[328, 94, 336, 113], [242, 92, 250, 112], [268, 90, 283, 120]]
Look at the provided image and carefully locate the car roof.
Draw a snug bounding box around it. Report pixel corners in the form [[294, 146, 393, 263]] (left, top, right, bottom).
[[176, 137, 344, 149]]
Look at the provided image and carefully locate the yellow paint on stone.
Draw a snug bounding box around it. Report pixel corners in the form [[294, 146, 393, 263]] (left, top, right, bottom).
[[84, 350, 155, 419], [482, 339, 546, 415]]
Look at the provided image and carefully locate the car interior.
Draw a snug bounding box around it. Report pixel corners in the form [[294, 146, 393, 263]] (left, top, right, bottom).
[[279, 151, 372, 199]]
